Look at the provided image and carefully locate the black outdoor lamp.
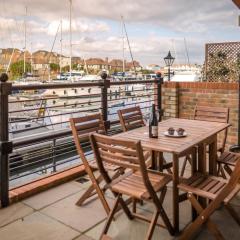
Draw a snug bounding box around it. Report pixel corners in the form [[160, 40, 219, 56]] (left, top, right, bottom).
[[164, 51, 175, 81]]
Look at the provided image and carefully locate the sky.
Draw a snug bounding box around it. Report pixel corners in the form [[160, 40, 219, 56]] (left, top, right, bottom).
[[0, 0, 239, 66]]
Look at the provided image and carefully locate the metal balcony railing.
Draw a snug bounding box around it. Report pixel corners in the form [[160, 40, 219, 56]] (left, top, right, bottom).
[[0, 73, 163, 207]]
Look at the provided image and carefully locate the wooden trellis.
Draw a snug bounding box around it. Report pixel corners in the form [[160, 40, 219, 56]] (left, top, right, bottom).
[[205, 42, 240, 82]]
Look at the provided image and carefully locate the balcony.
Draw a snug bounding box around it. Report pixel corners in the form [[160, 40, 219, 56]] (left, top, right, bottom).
[[1, 172, 239, 240], [0, 73, 240, 239]]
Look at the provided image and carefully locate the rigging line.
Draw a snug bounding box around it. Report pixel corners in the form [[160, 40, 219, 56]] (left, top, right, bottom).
[[42, 21, 61, 80], [122, 16, 136, 75], [6, 48, 15, 73], [171, 39, 178, 65], [121, 15, 125, 73]]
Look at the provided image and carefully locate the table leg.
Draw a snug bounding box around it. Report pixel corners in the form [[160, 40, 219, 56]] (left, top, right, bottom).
[[198, 143, 206, 173], [209, 134, 218, 175], [172, 154, 179, 233], [190, 147, 198, 221], [158, 152, 164, 172], [197, 142, 208, 210], [151, 150, 157, 170]]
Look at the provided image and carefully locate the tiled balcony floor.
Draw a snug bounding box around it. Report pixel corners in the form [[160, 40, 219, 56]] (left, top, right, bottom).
[[0, 171, 240, 240]]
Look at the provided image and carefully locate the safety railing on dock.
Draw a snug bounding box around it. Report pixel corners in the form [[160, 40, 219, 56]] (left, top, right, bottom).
[[0, 73, 163, 207]]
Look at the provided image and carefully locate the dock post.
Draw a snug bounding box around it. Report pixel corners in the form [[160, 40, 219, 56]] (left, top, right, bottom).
[[0, 73, 12, 207], [101, 72, 110, 129]]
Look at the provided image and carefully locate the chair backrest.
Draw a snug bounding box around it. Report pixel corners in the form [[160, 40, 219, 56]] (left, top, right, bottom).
[[70, 113, 106, 165], [194, 105, 229, 152], [118, 106, 145, 132], [90, 133, 158, 200], [194, 106, 229, 123]]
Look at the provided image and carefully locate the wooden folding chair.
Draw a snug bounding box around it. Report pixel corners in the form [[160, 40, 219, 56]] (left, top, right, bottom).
[[178, 156, 240, 240], [90, 133, 174, 240], [118, 106, 172, 173], [70, 113, 123, 215], [180, 105, 229, 177], [118, 106, 145, 131]]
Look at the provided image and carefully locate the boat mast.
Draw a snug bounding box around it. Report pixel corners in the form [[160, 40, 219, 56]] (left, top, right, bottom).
[[69, 0, 72, 80], [122, 16, 136, 75], [60, 19, 63, 74], [121, 16, 125, 74], [184, 37, 190, 67], [172, 39, 178, 65], [30, 42, 33, 74], [23, 6, 27, 76]]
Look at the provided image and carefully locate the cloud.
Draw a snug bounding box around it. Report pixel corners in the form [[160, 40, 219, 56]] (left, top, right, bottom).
[[1, 0, 237, 31], [0, 0, 238, 65], [47, 19, 110, 35]]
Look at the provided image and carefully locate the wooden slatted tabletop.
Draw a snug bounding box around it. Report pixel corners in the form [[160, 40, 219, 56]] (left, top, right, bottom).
[[115, 118, 230, 155]]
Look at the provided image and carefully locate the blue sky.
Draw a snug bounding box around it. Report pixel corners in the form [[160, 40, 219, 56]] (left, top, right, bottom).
[[0, 0, 239, 66]]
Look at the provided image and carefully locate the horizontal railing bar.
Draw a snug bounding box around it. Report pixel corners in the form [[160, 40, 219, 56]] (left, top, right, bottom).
[[10, 139, 90, 164], [10, 159, 82, 181], [12, 81, 104, 91], [9, 101, 102, 114], [9, 96, 59, 104], [12, 128, 72, 148], [108, 99, 154, 110], [108, 94, 156, 103], [9, 107, 101, 124], [110, 79, 158, 85], [11, 79, 158, 91], [10, 148, 78, 171]]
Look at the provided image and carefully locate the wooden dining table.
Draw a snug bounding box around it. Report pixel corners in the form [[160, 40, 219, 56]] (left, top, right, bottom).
[[115, 118, 230, 234]]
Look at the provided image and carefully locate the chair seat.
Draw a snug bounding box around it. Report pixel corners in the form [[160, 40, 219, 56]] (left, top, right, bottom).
[[217, 151, 240, 167], [110, 170, 172, 200], [89, 159, 120, 171], [178, 173, 240, 203]]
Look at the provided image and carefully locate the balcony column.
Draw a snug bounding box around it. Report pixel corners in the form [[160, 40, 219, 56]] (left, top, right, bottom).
[[101, 72, 110, 129], [0, 73, 12, 207]]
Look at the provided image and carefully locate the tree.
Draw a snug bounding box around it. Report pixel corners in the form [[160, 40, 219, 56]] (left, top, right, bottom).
[[141, 69, 155, 74], [72, 64, 78, 70], [10, 60, 31, 79], [50, 63, 60, 72], [62, 65, 70, 72]]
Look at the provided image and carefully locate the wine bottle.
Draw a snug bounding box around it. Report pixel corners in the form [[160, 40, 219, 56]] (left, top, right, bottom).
[[149, 104, 158, 138]]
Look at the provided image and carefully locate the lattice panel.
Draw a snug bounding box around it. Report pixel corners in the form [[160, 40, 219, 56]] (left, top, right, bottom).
[[205, 42, 240, 82]]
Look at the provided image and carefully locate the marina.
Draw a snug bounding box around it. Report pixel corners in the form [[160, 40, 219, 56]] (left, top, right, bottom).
[[0, 1, 239, 240]]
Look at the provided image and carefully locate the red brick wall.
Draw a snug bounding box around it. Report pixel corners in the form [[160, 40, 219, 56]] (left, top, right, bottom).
[[162, 82, 239, 148]]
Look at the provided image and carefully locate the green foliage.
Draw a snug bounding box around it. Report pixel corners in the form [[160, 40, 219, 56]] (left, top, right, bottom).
[[72, 64, 78, 70], [62, 65, 70, 72], [10, 60, 31, 79], [205, 51, 239, 82], [141, 69, 155, 74], [50, 63, 60, 72], [236, 54, 240, 73]]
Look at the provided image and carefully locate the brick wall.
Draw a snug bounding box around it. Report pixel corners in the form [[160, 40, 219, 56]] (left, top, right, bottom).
[[162, 82, 239, 148], [162, 82, 179, 118]]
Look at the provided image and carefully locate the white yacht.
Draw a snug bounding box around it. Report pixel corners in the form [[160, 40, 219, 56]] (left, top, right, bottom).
[[164, 65, 202, 82]]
